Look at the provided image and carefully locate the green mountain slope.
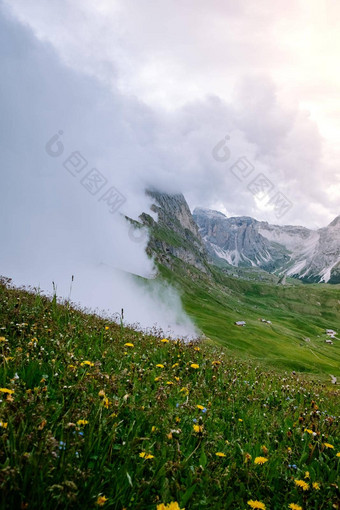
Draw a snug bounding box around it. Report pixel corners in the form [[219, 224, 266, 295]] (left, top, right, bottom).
[[139, 191, 340, 378]]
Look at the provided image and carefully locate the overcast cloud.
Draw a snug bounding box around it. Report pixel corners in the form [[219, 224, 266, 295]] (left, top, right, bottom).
[[1, 1, 339, 332]]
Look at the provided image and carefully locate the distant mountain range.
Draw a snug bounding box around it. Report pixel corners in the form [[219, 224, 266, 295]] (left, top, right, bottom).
[[193, 208, 340, 283], [139, 190, 340, 284]]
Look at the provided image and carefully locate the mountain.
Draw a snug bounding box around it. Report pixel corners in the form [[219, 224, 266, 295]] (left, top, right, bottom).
[[133, 191, 340, 378], [193, 208, 340, 283], [139, 190, 211, 274]]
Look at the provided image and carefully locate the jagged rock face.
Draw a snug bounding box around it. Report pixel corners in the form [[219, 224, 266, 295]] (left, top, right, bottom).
[[193, 208, 340, 283], [142, 191, 210, 274]]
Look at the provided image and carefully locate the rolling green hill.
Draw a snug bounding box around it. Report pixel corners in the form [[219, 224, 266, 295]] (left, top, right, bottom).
[[139, 191, 340, 379]]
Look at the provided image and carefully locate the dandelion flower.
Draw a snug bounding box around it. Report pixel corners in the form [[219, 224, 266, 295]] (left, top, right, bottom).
[[304, 429, 313, 435], [312, 482, 320, 490], [139, 451, 154, 459], [304, 471, 310, 479], [254, 457, 268, 465], [180, 387, 189, 395], [294, 479, 309, 491], [194, 346, 200, 351], [0, 421, 8, 428], [77, 420, 89, 426], [124, 343, 134, 348], [96, 495, 108, 506], [166, 381, 174, 385], [156, 364, 164, 368], [172, 363, 179, 368], [197, 405, 205, 410], [247, 500, 266, 509], [157, 502, 184, 510], [288, 504, 303, 510], [0, 388, 14, 395], [193, 424, 203, 433], [80, 361, 94, 367], [336, 452, 340, 457], [0, 337, 6, 342], [190, 363, 199, 369], [161, 338, 169, 343], [238, 419, 243, 422], [215, 452, 226, 457], [323, 442, 334, 449], [105, 326, 109, 331], [212, 360, 221, 366]]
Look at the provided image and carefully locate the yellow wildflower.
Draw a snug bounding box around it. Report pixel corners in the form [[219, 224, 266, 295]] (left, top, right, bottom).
[[166, 381, 174, 385], [254, 457, 268, 465], [96, 495, 108, 506], [0, 421, 8, 428], [139, 452, 154, 459], [105, 326, 109, 330], [0, 388, 14, 395], [238, 419, 243, 422], [323, 442, 334, 449], [312, 482, 320, 490], [190, 363, 199, 369], [247, 500, 266, 509], [172, 363, 179, 368], [212, 360, 221, 366], [304, 429, 313, 435], [336, 452, 340, 457], [193, 424, 203, 433], [161, 338, 169, 343], [102, 397, 110, 409], [157, 502, 184, 510], [288, 505, 303, 510], [197, 405, 205, 410], [194, 346, 200, 351], [180, 387, 189, 395], [174, 377, 180, 382], [80, 361, 94, 367], [154, 377, 161, 382], [304, 471, 310, 479], [261, 445, 268, 455], [244, 453, 252, 463], [0, 337, 7, 342], [151, 426, 157, 432], [294, 479, 309, 491], [215, 452, 226, 457], [76, 420, 89, 426], [124, 343, 134, 348], [156, 364, 164, 368]]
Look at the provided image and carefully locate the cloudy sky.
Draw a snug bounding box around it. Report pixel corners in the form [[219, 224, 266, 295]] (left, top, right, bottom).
[[1, 1, 339, 332]]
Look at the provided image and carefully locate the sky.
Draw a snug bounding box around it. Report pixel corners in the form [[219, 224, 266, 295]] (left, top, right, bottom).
[[1, 1, 339, 333]]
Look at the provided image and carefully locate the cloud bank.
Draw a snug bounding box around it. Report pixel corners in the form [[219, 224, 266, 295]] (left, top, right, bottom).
[[0, 2, 339, 334]]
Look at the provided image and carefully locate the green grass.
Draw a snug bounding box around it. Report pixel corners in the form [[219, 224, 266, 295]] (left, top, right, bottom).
[[0, 280, 339, 509], [155, 261, 340, 378]]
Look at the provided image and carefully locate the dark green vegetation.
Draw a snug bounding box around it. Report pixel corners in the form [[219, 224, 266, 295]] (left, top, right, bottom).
[[0, 280, 339, 509]]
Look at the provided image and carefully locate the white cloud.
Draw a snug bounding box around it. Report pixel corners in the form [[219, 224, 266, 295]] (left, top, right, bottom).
[[0, 1, 339, 334]]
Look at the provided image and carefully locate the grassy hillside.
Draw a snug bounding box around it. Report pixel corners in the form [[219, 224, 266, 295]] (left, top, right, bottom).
[[156, 261, 340, 378], [0, 280, 339, 509]]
